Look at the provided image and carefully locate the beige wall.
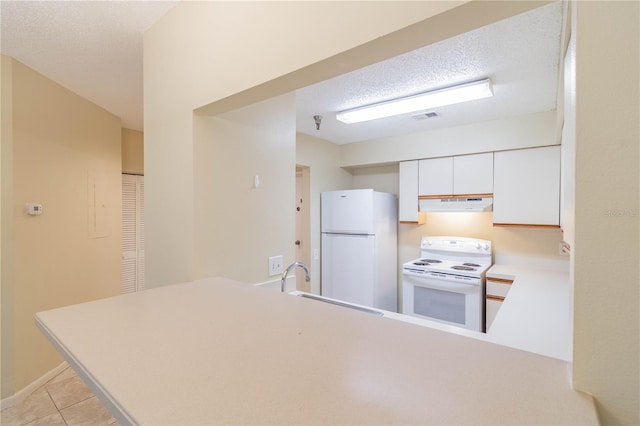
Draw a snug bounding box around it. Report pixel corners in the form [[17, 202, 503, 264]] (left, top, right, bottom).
[[352, 165, 399, 195], [145, 1, 638, 424], [0, 57, 122, 398], [144, 0, 495, 288], [193, 94, 296, 284], [1, 55, 16, 400], [571, 2, 639, 424], [296, 132, 353, 290], [122, 128, 144, 175]]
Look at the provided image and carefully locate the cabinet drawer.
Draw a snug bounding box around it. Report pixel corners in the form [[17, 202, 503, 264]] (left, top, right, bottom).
[[486, 278, 513, 298]]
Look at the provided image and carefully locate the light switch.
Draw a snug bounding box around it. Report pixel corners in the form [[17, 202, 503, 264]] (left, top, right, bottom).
[[268, 255, 283, 276]]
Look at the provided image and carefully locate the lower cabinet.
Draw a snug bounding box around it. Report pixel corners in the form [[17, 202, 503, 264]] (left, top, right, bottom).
[[485, 277, 514, 331], [485, 297, 503, 331]]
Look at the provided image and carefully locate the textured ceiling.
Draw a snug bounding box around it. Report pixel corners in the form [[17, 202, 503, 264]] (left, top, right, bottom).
[[0, 0, 178, 131], [296, 1, 564, 144], [1, 1, 562, 142]]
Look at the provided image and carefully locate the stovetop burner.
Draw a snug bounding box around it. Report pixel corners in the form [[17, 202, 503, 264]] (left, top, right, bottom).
[[413, 259, 443, 266], [451, 265, 476, 271], [403, 236, 493, 278]]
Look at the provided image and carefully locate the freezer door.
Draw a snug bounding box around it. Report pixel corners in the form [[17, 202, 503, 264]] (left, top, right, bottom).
[[321, 233, 375, 307], [321, 189, 374, 234]]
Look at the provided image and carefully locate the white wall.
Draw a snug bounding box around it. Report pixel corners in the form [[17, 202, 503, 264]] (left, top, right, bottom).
[[571, 2, 639, 424], [341, 111, 557, 167], [295, 132, 352, 291]]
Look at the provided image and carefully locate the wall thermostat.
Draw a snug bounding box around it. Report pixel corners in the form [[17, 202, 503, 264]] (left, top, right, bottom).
[[26, 203, 43, 215]]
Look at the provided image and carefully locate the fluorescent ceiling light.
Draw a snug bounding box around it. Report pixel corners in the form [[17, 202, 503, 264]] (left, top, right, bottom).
[[336, 79, 493, 124]]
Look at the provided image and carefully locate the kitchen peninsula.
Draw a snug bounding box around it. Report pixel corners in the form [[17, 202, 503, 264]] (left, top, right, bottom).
[[36, 277, 597, 425]]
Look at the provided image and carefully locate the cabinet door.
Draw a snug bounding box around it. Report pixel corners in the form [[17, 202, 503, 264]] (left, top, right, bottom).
[[486, 297, 503, 331], [399, 161, 423, 223], [418, 157, 453, 196], [493, 146, 561, 226], [453, 153, 493, 195]]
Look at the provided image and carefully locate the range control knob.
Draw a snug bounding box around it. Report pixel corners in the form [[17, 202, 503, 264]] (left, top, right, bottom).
[[476, 243, 482, 249], [484, 243, 490, 251]]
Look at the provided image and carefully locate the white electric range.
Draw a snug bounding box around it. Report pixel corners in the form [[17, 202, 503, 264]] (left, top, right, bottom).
[[402, 236, 492, 332]]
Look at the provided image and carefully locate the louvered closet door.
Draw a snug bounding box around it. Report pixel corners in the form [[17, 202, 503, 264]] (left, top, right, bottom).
[[137, 178, 145, 290], [122, 174, 144, 293]]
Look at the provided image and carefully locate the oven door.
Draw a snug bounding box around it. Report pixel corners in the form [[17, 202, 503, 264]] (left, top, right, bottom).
[[402, 273, 484, 332]]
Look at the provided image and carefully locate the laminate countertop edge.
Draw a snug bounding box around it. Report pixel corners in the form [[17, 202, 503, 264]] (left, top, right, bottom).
[[36, 276, 597, 425]]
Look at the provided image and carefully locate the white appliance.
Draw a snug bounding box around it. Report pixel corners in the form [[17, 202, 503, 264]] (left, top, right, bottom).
[[402, 236, 492, 332], [321, 189, 397, 312]]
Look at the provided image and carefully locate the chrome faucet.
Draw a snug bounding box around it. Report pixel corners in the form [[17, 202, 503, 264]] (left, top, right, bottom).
[[281, 262, 310, 292]]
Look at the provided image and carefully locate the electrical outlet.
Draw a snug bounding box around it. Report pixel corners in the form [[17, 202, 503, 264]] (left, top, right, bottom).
[[268, 255, 283, 276]]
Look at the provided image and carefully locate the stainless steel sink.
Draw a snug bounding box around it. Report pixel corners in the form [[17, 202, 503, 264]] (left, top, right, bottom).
[[297, 294, 384, 316]]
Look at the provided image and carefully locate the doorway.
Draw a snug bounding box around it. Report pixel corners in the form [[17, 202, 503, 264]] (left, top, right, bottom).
[[295, 165, 311, 291]]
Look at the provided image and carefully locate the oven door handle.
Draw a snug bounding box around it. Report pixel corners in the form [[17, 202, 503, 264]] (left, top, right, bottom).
[[405, 275, 480, 293]]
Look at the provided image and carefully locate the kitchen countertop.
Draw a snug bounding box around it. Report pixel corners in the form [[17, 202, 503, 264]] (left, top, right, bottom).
[[297, 263, 572, 362], [485, 264, 573, 361], [36, 276, 596, 425]]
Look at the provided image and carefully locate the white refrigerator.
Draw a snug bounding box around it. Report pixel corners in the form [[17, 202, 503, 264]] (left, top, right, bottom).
[[321, 189, 398, 312]]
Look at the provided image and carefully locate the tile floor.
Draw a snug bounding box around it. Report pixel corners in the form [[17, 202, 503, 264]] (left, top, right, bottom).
[[1, 366, 118, 426]]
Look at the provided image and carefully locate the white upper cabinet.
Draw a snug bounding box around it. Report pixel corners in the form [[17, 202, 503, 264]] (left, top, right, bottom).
[[418, 157, 453, 196], [418, 153, 493, 196], [493, 146, 561, 226], [453, 153, 494, 195], [399, 160, 425, 223]]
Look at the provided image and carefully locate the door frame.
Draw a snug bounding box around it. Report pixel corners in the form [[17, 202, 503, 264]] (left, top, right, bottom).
[[295, 165, 311, 291]]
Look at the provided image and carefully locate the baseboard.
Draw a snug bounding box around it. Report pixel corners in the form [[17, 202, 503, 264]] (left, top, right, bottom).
[[0, 361, 68, 411]]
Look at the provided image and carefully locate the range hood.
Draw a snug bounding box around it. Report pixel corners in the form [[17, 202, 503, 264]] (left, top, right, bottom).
[[419, 197, 493, 212]]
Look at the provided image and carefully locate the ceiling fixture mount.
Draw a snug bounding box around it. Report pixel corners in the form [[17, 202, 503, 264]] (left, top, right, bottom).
[[336, 79, 493, 124], [313, 115, 323, 130]]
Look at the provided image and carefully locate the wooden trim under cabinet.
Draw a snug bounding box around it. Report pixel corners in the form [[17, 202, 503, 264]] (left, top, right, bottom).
[[419, 193, 493, 200], [486, 277, 514, 285], [493, 223, 561, 229], [400, 212, 427, 225], [486, 294, 505, 302]]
